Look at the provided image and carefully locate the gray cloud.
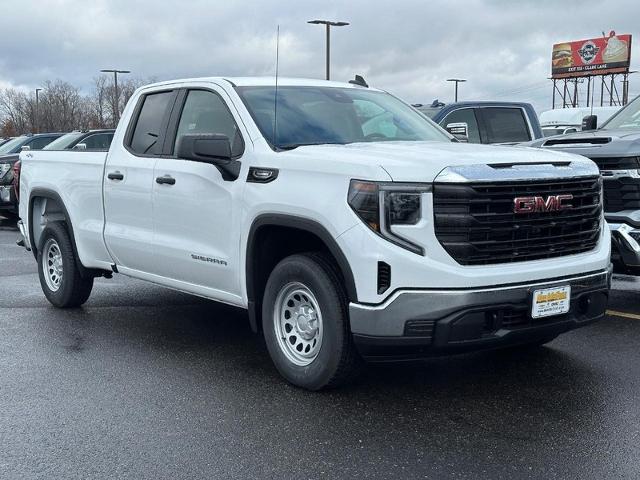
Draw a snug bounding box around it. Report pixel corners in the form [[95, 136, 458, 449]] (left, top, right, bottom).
[[1, 0, 639, 111]]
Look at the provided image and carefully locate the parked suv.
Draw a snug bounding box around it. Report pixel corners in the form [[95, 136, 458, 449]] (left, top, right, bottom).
[[18, 77, 611, 389], [0, 133, 63, 218], [414, 101, 543, 144], [42, 129, 115, 151], [11, 130, 116, 206], [529, 95, 640, 273]]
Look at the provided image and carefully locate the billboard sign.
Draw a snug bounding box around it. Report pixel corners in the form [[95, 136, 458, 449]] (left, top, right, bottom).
[[551, 32, 632, 78]]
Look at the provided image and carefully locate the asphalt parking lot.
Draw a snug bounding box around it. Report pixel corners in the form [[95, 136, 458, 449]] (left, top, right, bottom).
[[1, 215, 639, 479]]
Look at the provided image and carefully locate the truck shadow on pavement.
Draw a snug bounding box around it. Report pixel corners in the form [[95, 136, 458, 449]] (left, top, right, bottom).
[[11, 282, 616, 476], [40, 288, 607, 405]]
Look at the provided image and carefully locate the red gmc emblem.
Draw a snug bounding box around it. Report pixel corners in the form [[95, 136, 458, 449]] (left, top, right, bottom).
[[513, 194, 574, 214]]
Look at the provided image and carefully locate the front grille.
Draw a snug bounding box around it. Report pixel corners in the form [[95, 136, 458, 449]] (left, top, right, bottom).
[[433, 177, 602, 265], [586, 157, 640, 213], [588, 156, 640, 170], [602, 177, 640, 212]]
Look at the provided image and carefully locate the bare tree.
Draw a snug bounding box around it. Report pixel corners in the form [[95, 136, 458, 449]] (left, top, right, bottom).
[[87, 75, 109, 129], [0, 75, 156, 136], [102, 75, 152, 127], [0, 88, 32, 135]]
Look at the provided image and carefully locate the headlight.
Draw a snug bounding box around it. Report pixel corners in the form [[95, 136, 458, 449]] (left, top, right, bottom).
[[0, 163, 10, 179], [348, 180, 429, 255]]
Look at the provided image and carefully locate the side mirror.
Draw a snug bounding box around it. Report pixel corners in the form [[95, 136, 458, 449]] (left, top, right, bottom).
[[582, 115, 597, 131], [445, 122, 469, 142], [73, 143, 87, 150], [20, 145, 30, 151], [176, 133, 240, 181]]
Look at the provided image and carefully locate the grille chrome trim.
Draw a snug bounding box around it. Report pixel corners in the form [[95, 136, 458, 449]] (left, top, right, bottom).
[[435, 161, 600, 184]]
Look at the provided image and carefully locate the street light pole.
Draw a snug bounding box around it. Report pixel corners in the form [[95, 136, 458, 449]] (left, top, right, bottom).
[[447, 78, 467, 102], [34, 88, 42, 134], [307, 20, 350, 80], [100, 69, 131, 126]]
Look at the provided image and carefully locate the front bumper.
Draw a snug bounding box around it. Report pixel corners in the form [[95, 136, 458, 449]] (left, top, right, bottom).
[[349, 267, 611, 360], [609, 222, 640, 271]]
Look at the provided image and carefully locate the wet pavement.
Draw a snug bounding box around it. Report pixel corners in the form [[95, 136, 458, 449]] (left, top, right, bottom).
[[1, 215, 639, 479]]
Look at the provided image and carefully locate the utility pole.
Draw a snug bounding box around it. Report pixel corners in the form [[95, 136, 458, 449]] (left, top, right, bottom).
[[307, 20, 349, 80], [100, 69, 131, 126], [34, 88, 42, 134], [447, 78, 467, 102]]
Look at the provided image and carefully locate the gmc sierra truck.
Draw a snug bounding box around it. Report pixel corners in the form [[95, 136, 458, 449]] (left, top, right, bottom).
[[18, 77, 611, 390], [529, 95, 640, 274]]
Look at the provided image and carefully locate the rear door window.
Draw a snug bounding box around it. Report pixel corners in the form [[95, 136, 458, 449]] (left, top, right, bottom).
[[480, 107, 532, 143], [440, 108, 481, 143], [129, 91, 175, 155]]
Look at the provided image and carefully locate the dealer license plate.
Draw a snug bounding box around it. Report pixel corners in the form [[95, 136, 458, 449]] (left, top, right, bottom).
[[532, 286, 571, 319]]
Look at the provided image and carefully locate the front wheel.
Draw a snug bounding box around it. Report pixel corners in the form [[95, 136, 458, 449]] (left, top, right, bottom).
[[262, 253, 361, 390], [37, 222, 94, 308]]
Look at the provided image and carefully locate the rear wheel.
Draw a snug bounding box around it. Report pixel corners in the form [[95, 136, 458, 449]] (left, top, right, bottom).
[[37, 222, 93, 308], [262, 253, 361, 390]]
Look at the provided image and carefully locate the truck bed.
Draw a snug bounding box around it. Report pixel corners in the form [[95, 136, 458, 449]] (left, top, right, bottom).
[[19, 150, 113, 270]]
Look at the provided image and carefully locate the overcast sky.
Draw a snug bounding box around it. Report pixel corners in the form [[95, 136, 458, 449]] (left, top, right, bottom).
[[1, 0, 639, 112]]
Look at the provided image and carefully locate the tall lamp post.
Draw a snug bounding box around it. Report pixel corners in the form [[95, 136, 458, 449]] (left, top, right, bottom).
[[447, 78, 467, 102], [100, 69, 131, 126], [307, 20, 349, 80], [34, 88, 42, 134]]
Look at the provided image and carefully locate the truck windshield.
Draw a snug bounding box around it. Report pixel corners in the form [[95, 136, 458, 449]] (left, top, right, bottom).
[[44, 132, 85, 150], [602, 96, 640, 130], [236, 86, 450, 149], [0, 136, 27, 155]]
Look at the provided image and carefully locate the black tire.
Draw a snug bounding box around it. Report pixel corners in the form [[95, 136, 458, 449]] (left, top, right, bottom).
[[37, 222, 93, 308], [262, 252, 361, 390]]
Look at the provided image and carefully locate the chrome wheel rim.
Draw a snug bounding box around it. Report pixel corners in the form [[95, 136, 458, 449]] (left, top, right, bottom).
[[273, 282, 323, 366], [42, 238, 63, 292]]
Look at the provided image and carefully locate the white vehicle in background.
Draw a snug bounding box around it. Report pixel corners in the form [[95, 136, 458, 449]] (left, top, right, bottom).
[[539, 107, 620, 137], [17, 76, 612, 390]]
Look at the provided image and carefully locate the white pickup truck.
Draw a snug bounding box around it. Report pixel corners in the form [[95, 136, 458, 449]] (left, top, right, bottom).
[[18, 77, 612, 390]]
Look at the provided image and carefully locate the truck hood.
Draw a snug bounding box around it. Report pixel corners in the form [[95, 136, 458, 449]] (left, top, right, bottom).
[[286, 141, 589, 182], [528, 128, 640, 157]]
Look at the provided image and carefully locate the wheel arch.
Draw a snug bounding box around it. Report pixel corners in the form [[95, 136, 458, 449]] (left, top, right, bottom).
[[28, 188, 91, 277], [245, 214, 358, 333]]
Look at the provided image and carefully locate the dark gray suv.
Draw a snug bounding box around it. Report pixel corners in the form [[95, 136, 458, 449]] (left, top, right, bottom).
[[0, 133, 63, 219]]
